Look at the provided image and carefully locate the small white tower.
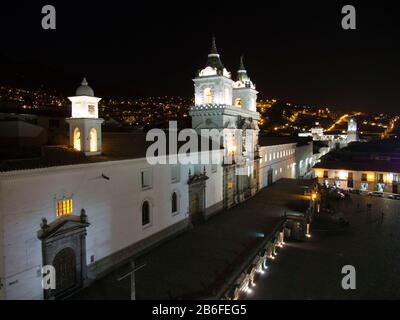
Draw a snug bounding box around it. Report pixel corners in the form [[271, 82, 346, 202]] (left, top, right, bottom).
[[346, 117, 359, 144], [232, 56, 258, 112], [66, 78, 104, 156]]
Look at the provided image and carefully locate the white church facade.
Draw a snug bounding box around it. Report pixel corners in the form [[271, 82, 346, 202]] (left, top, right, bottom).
[[0, 38, 313, 300]]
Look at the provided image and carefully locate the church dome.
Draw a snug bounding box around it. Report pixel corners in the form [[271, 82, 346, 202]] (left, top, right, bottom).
[[75, 78, 94, 96]]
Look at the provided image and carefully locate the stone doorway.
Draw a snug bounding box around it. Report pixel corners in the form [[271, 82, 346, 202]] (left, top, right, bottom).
[[53, 247, 77, 296], [267, 169, 273, 186], [188, 171, 208, 223], [190, 192, 201, 222], [37, 210, 90, 300]]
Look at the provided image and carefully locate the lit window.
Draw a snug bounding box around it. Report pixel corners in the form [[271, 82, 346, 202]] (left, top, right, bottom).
[[234, 98, 242, 108], [73, 128, 81, 151], [228, 179, 233, 189], [89, 128, 97, 152], [56, 199, 73, 217], [204, 88, 213, 104]]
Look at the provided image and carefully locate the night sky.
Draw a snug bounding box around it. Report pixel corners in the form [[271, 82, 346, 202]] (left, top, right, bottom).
[[1, 1, 399, 113]]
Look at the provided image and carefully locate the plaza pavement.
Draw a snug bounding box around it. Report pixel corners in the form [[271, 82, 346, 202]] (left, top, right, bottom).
[[72, 179, 313, 300], [247, 193, 400, 299]]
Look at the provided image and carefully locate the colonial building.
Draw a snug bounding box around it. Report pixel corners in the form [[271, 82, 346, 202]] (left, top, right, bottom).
[[0, 38, 313, 300], [313, 140, 400, 193], [299, 117, 360, 150]]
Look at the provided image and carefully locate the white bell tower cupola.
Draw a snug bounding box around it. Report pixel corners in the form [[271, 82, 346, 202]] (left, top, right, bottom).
[[193, 36, 234, 106], [66, 78, 104, 156], [232, 56, 258, 112]]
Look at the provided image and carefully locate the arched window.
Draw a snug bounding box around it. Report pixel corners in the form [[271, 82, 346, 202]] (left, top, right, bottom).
[[203, 88, 213, 104], [234, 98, 242, 108], [172, 192, 178, 214], [89, 128, 97, 152], [73, 128, 81, 151], [142, 201, 151, 226]]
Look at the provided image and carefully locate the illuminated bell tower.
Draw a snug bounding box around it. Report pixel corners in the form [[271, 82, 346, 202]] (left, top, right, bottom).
[[190, 36, 237, 158], [189, 38, 261, 208], [232, 56, 258, 112], [66, 78, 104, 156], [346, 117, 359, 144], [193, 36, 233, 108], [232, 56, 259, 160]]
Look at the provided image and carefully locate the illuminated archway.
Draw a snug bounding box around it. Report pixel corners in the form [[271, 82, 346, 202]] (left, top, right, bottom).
[[234, 98, 242, 108], [89, 128, 97, 152], [73, 128, 81, 151], [203, 88, 213, 104]]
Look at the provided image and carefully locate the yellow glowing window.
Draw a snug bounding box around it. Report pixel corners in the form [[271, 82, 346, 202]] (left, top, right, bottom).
[[228, 179, 233, 190], [204, 88, 213, 104], [56, 199, 73, 217]]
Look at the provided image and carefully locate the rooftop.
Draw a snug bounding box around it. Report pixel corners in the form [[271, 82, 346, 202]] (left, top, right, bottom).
[[313, 139, 400, 173], [259, 136, 312, 147], [0, 132, 223, 173]]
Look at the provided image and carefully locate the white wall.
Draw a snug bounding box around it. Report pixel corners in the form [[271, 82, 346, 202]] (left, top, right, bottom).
[[259, 144, 297, 188], [295, 143, 314, 177], [0, 150, 223, 300]]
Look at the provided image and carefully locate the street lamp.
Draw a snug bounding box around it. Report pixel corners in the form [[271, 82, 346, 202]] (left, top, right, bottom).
[[311, 192, 317, 201]]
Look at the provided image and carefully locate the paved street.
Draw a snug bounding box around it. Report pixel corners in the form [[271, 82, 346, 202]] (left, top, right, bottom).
[[247, 193, 400, 299], [72, 179, 312, 300]]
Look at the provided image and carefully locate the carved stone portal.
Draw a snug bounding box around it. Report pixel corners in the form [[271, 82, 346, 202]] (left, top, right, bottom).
[[37, 211, 89, 300]]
